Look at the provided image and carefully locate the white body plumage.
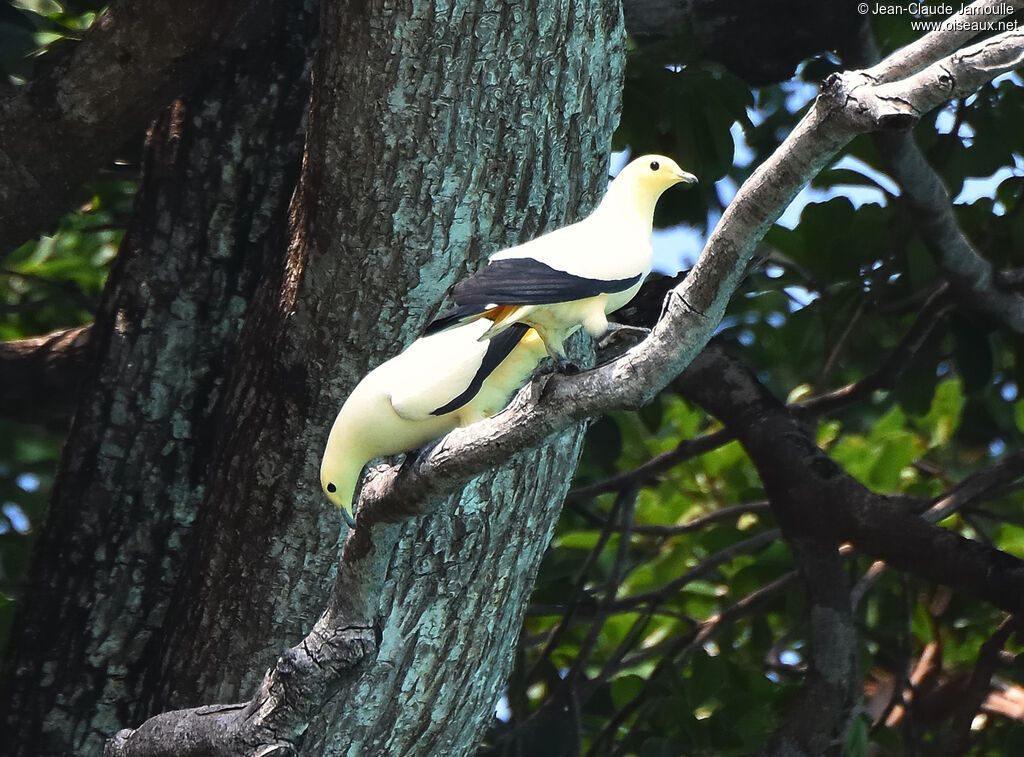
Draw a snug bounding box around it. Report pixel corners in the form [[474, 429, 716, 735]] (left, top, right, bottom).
[[320, 318, 548, 521]]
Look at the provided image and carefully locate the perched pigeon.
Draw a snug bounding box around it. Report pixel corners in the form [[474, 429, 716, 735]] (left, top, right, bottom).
[[320, 318, 547, 524], [427, 155, 696, 362]]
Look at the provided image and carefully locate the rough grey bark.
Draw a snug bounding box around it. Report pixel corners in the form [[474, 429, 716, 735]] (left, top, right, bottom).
[[0, 4, 316, 753], [3, 0, 625, 751], [305, 434, 588, 756], [100, 423, 589, 757], [9, 3, 1018, 755], [0, 0, 888, 266]]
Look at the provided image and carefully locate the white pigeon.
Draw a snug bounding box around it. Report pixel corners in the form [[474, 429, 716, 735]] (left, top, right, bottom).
[[320, 319, 548, 524], [426, 154, 697, 362]]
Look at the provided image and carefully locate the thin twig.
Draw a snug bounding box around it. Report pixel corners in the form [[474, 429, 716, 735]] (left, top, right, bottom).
[[565, 500, 771, 537], [566, 428, 733, 499], [943, 616, 1020, 757], [600, 529, 781, 613], [525, 489, 632, 685]]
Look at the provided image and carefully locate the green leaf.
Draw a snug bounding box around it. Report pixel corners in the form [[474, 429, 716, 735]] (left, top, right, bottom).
[[610, 673, 645, 710], [911, 600, 934, 644], [13, 0, 64, 16], [844, 714, 871, 757], [555, 530, 605, 550], [915, 378, 966, 448]]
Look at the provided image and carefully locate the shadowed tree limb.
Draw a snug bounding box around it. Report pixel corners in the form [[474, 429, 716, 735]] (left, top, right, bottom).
[[676, 347, 1024, 753], [836, 451, 1024, 608], [0, 0, 273, 256], [105, 20, 1024, 757], [566, 499, 771, 536], [595, 528, 781, 613], [0, 324, 92, 423], [793, 284, 953, 416], [565, 426, 733, 499], [923, 452, 1024, 523], [570, 280, 951, 500], [678, 346, 1024, 616], [943, 617, 1021, 757], [755, 536, 859, 757], [874, 129, 1024, 331]]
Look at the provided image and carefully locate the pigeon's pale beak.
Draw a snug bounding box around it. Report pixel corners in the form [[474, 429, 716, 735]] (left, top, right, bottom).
[[674, 169, 698, 185]]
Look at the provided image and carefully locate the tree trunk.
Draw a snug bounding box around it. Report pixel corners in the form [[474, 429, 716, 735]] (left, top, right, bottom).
[[1, 0, 625, 753], [148, 0, 626, 750], [0, 4, 316, 754]]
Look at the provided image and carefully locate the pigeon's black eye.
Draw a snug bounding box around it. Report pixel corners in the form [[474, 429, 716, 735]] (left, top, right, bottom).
[[649, 160, 660, 171], [327, 482, 337, 493]]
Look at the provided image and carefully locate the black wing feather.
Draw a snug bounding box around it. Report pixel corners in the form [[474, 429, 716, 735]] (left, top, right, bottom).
[[451, 259, 642, 306], [430, 323, 531, 416]]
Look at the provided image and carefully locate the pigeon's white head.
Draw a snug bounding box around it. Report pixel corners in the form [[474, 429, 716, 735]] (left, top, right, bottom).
[[602, 154, 697, 216], [617, 154, 697, 192]]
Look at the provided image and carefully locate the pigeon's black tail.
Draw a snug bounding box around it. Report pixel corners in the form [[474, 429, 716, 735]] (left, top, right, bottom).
[[423, 304, 491, 335]]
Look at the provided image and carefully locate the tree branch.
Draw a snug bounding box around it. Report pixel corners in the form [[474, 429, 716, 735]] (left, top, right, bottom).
[[0, 324, 93, 423], [756, 537, 860, 757], [845, 14, 1024, 333], [876, 130, 1024, 331], [566, 499, 771, 536], [793, 285, 952, 417], [923, 451, 1024, 524], [586, 570, 801, 756], [106, 535, 385, 757], [678, 346, 1024, 618], [863, 0, 1023, 84], [943, 616, 1020, 757], [0, 0, 273, 255], [573, 279, 952, 501], [355, 23, 1024, 533], [832, 451, 1024, 610], [566, 427, 733, 499], [599, 528, 781, 612], [105, 23, 1024, 757]]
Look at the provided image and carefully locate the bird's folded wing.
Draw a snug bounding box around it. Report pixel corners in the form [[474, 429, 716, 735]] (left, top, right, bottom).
[[389, 324, 531, 420], [450, 259, 643, 306], [428, 324, 530, 416]]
